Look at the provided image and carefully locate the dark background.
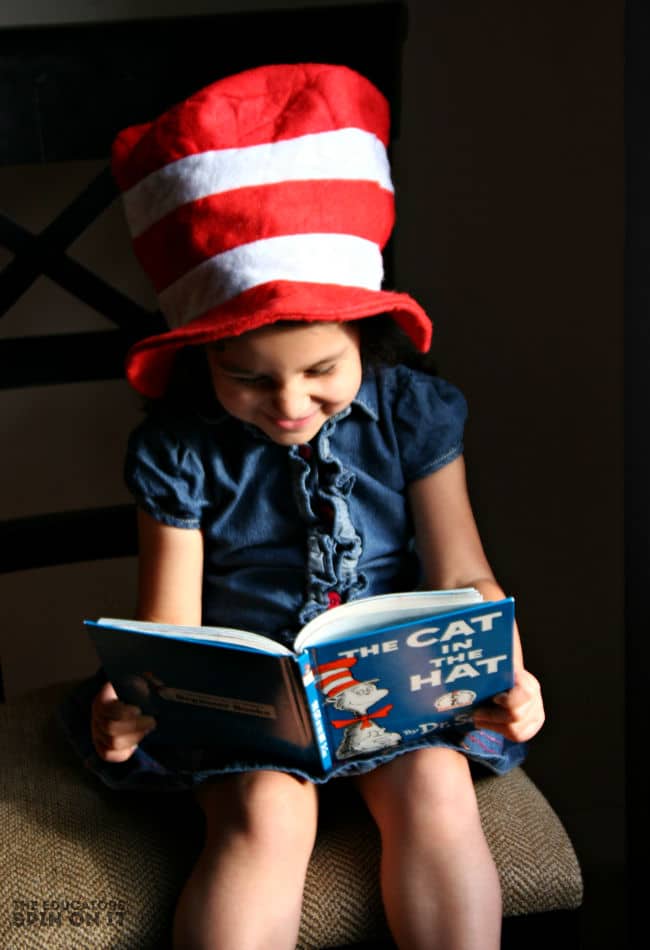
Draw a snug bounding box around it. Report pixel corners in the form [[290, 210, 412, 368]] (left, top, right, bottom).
[[0, 1, 632, 944]]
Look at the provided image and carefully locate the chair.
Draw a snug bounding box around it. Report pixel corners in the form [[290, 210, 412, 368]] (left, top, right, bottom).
[[0, 6, 583, 948]]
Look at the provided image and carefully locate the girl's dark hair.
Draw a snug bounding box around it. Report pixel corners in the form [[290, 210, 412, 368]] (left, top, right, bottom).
[[145, 314, 437, 412], [150, 345, 217, 414], [357, 314, 438, 374]]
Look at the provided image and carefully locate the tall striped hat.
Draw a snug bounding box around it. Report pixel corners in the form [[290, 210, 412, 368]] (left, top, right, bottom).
[[112, 63, 432, 398], [314, 657, 378, 699]]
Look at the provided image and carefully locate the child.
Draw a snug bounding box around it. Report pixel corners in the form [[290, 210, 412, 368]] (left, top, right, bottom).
[[64, 64, 544, 950]]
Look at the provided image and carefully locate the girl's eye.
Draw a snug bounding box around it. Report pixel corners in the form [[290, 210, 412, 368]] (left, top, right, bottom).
[[225, 365, 336, 385], [306, 364, 336, 377], [228, 375, 269, 386]]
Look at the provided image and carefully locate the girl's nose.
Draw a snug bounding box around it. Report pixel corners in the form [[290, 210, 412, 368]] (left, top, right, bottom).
[[272, 381, 312, 419]]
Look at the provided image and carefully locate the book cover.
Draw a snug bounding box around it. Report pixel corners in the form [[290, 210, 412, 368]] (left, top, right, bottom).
[[306, 598, 514, 766], [85, 624, 321, 773], [85, 591, 514, 778]]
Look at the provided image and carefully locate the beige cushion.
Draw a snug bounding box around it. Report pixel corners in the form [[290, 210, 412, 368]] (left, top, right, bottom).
[[1, 684, 582, 949]]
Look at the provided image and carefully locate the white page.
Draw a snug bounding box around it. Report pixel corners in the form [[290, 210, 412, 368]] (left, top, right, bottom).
[[293, 588, 483, 652], [94, 618, 293, 656]]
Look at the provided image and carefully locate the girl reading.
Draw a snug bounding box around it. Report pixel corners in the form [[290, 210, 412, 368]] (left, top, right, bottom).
[[62, 63, 544, 950]]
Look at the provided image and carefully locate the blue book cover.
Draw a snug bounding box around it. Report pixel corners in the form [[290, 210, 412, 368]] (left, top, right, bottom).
[[85, 589, 514, 779], [84, 623, 321, 773], [304, 598, 514, 766]]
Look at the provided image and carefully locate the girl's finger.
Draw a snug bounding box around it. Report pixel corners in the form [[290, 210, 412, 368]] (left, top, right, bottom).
[[94, 713, 156, 736]]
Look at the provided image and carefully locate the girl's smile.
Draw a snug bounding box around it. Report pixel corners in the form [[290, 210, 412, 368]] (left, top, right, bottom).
[[267, 410, 321, 432], [205, 321, 363, 445]]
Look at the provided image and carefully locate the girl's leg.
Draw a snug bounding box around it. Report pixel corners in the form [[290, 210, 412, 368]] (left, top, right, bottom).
[[173, 770, 318, 950], [355, 747, 501, 950]]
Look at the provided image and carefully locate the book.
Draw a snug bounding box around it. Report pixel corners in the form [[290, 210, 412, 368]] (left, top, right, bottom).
[[85, 588, 515, 781]]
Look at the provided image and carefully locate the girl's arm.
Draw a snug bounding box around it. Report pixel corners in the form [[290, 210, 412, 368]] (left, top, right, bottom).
[[408, 456, 544, 743], [91, 510, 204, 762], [135, 509, 204, 626]]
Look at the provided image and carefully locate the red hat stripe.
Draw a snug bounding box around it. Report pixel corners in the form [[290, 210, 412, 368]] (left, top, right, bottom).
[[126, 281, 433, 399], [133, 179, 395, 293], [316, 658, 358, 674], [122, 127, 393, 239], [158, 233, 382, 329], [112, 64, 390, 191]]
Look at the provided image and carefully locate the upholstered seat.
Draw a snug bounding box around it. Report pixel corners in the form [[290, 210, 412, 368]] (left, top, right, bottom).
[[0, 683, 582, 950]]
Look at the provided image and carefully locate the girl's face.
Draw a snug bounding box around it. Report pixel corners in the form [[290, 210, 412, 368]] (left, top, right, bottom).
[[205, 322, 363, 445]]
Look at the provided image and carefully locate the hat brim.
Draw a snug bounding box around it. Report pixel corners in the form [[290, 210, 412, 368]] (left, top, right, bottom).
[[126, 280, 432, 398]]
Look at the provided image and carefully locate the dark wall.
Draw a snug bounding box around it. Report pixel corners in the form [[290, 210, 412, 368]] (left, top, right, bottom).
[[392, 0, 624, 877]]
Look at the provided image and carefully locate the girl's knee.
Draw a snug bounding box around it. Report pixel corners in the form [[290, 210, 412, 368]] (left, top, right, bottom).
[[199, 770, 318, 850], [358, 748, 480, 835]]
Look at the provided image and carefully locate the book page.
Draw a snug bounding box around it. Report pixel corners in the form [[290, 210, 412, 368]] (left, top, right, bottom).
[[92, 618, 293, 656], [293, 588, 483, 652]]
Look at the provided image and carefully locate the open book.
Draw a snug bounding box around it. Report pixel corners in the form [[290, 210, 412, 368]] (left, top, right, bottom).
[[85, 587, 514, 781]]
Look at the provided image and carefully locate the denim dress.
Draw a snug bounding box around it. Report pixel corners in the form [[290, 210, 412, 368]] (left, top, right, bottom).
[[59, 365, 525, 789]]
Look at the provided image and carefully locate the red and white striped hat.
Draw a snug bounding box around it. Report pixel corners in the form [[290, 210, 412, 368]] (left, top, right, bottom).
[[112, 63, 432, 398], [315, 657, 378, 699]]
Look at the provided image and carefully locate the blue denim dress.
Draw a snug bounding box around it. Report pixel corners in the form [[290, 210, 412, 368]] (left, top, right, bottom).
[[59, 365, 525, 789]]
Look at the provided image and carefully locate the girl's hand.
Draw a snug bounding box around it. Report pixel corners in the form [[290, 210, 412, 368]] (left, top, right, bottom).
[[91, 681, 157, 762], [472, 669, 545, 743]]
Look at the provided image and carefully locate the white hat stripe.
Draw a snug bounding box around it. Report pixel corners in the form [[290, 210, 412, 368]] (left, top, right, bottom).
[[123, 127, 393, 238], [320, 674, 354, 695], [158, 233, 383, 328]]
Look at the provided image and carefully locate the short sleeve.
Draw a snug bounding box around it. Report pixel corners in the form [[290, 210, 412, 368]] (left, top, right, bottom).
[[124, 410, 207, 529], [389, 367, 468, 483]]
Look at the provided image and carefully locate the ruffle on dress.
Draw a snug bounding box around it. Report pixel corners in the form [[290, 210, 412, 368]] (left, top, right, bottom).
[[290, 411, 368, 628]]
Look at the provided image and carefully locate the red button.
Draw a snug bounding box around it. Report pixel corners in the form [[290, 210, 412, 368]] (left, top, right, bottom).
[[319, 502, 334, 523], [327, 591, 342, 608], [298, 444, 312, 459]]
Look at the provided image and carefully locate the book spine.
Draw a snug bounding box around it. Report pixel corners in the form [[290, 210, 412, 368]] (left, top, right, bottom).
[[296, 653, 332, 773]]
